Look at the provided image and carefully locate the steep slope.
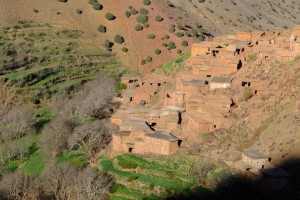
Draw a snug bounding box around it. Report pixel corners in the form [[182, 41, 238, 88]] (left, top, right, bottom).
[[0, 0, 204, 72], [170, 0, 300, 35]]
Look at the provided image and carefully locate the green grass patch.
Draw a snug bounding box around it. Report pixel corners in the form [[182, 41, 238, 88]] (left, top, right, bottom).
[[4, 160, 22, 172], [58, 153, 89, 167], [21, 153, 45, 176]]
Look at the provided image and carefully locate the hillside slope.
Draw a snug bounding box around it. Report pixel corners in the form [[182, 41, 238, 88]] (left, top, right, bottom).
[[0, 0, 204, 72], [170, 0, 300, 35]]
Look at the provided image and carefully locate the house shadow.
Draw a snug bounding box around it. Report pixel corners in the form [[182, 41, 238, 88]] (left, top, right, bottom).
[[164, 158, 300, 200]]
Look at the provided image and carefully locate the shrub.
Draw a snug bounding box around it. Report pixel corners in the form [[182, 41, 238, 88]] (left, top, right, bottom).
[[130, 8, 139, 15], [155, 49, 161, 55], [58, 0, 68, 2], [97, 25, 106, 33], [155, 15, 164, 22], [181, 40, 188, 47], [242, 88, 253, 102], [92, 2, 103, 10], [177, 49, 182, 54], [168, 25, 175, 33], [168, 42, 176, 49], [198, 35, 205, 41], [89, 0, 97, 4], [103, 40, 114, 51], [141, 60, 146, 65], [122, 47, 128, 52], [136, 15, 148, 24], [162, 43, 168, 47], [135, 24, 143, 31], [143, 23, 149, 28], [175, 32, 184, 37], [146, 56, 153, 62], [143, 0, 151, 5], [164, 35, 170, 39], [76, 9, 82, 14], [147, 34, 155, 39], [105, 13, 116, 20], [33, 9, 39, 13], [139, 8, 148, 15], [125, 11, 131, 18], [177, 24, 185, 30], [114, 35, 124, 44]]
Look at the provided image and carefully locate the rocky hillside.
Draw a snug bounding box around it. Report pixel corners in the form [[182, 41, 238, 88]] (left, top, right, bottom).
[[170, 0, 300, 35]]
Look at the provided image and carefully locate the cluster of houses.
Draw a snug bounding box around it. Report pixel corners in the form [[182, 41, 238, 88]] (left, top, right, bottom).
[[111, 27, 300, 156]]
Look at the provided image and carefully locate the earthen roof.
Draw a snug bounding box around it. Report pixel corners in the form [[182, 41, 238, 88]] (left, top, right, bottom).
[[211, 77, 232, 83], [244, 149, 268, 159], [145, 131, 178, 141]]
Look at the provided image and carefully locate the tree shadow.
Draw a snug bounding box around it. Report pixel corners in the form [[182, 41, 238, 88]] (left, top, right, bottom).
[[165, 158, 300, 200]]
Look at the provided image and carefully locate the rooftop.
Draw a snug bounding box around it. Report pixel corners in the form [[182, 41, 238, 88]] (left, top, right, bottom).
[[244, 149, 268, 159], [211, 77, 232, 83], [145, 131, 178, 141]]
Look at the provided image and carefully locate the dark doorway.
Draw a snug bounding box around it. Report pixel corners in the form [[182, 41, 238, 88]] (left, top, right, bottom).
[[130, 97, 133, 102], [129, 148, 134, 153], [178, 140, 182, 147], [237, 60, 243, 70], [178, 112, 182, 125]]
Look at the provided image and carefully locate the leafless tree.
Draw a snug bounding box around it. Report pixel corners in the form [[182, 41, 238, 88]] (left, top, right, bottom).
[[79, 77, 116, 119], [41, 118, 73, 160], [68, 120, 114, 162], [0, 105, 33, 142], [74, 167, 113, 200]]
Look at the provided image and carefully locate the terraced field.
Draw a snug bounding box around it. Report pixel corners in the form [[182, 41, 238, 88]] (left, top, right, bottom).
[[100, 154, 211, 200], [0, 20, 129, 105]]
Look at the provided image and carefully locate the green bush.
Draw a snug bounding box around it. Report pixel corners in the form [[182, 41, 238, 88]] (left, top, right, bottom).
[[143, 0, 151, 5], [155, 15, 164, 22], [146, 56, 152, 62], [135, 24, 143, 31], [162, 43, 168, 47], [89, 0, 97, 5], [181, 40, 188, 47], [76, 9, 82, 14], [141, 60, 146, 65], [198, 35, 205, 41], [114, 35, 124, 44], [168, 25, 175, 33], [175, 32, 184, 37], [104, 40, 114, 51], [92, 2, 103, 10], [168, 42, 176, 49], [130, 8, 139, 15], [105, 13, 116, 20], [177, 49, 182, 54], [97, 25, 106, 33], [122, 47, 128, 53], [147, 34, 155, 39], [136, 15, 149, 24], [164, 35, 170, 39], [125, 11, 131, 18], [242, 88, 253, 102], [155, 49, 161, 55], [139, 8, 148, 15], [143, 23, 149, 28]]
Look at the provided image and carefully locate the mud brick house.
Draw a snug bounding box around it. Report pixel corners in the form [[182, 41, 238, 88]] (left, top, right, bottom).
[[186, 113, 215, 134], [242, 149, 269, 169], [209, 77, 232, 90], [261, 168, 290, 190], [112, 130, 180, 155], [133, 85, 157, 104], [164, 90, 185, 108], [121, 76, 142, 89], [235, 32, 252, 41]]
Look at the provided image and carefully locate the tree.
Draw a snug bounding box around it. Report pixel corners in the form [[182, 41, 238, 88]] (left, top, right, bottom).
[[105, 13, 116, 20], [0, 105, 33, 142], [114, 35, 124, 44], [68, 120, 114, 161], [155, 15, 164, 22], [98, 25, 106, 33]]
